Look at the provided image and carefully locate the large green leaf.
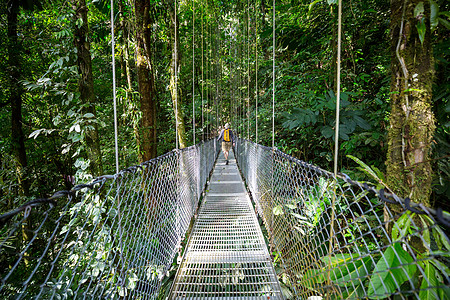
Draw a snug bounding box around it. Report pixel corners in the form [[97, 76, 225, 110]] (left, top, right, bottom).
[[391, 212, 412, 242], [367, 243, 417, 298], [416, 18, 426, 45], [354, 115, 372, 130], [419, 261, 440, 299], [340, 284, 366, 299], [321, 126, 334, 139], [430, 0, 439, 31], [320, 253, 362, 268], [347, 155, 386, 188], [301, 268, 325, 290], [319, 253, 374, 288], [333, 256, 373, 287], [439, 17, 450, 30]]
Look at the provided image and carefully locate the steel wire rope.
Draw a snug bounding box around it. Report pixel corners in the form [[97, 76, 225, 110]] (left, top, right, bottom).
[[173, 0, 183, 274], [237, 22, 240, 135], [111, 0, 119, 173], [327, 0, 342, 296], [175, 0, 179, 149], [209, 14, 212, 138], [333, 0, 342, 177], [247, 0, 250, 140], [192, 0, 195, 144], [216, 15, 220, 132], [201, 2, 204, 141], [270, 0, 276, 259], [109, 0, 124, 289], [255, 0, 258, 143], [206, 16, 209, 140], [240, 17, 243, 137], [215, 16, 219, 133], [271, 0, 275, 149]]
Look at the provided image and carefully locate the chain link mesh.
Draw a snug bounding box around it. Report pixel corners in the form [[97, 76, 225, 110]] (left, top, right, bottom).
[[235, 138, 450, 299], [0, 139, 219, 299]]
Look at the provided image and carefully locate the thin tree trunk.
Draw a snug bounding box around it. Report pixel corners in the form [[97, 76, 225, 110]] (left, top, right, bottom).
[[135, 0, 157, 161], [119, 0, 133, 92], [386, 0, 435, 206], [7, 0, 31, 265], [8, 0, 29, 197], [168, 3, 188, 149], [73, 0, 103, 176]]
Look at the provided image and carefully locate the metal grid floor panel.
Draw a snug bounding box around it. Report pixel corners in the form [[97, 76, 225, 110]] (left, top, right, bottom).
[[169, 151, 284, 299]]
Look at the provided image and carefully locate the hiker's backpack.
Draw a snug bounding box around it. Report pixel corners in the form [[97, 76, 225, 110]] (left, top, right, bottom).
[[224, 129, 230, 142]]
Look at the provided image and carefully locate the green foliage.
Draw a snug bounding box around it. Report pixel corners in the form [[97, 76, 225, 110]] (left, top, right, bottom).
[[347, 154, 387, 190], [367, 243, 416, 298], [0, 0, 449, 296], [283, 91, 371, 141], [298, 213, 450, 299]]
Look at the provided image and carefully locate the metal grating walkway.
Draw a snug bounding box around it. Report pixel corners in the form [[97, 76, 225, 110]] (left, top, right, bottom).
[[169, 150, 284, 299]]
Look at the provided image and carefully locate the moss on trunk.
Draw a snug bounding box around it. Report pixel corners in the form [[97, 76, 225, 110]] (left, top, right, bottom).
[[135, 0, 157, 162], [168, 4, 188, 149], [386, 0, 435, 206]]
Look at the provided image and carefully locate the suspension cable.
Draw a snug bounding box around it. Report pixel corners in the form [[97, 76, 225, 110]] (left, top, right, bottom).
[[272, 0, 275, 149], [328, 0, 342, 294], [175, 0, 179, 149], [216, 22, 219, 131], [247, 0, 250, 140], [333, 0, 342, 177], [209, 19, 212, 138], [201, 3, 204, 141], [192, 0, 195, 145], [270, 0, 276, 254], [255, 0, 258, 143], [110, 0, 123, 281], [111, 0, 119, 173]]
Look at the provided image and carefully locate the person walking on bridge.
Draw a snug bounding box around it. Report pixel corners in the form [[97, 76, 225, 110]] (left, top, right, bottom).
[[217, 123, 235, 165]]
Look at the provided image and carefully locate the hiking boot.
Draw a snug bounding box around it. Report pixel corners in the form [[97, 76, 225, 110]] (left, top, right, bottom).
[[226, 160, 229, 165]]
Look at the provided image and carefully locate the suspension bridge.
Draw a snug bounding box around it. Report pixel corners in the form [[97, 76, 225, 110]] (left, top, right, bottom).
[[1, 0, 449, 298], [1, 138, 449, 299]]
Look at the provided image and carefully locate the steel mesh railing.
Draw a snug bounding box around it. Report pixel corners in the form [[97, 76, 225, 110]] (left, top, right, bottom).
[[0, 139, 219, 299], [235, 138, 450, 299]]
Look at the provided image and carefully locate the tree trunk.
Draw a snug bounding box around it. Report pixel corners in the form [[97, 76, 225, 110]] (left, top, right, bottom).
[[73, 0, 103, 176], [168, 3, 188, 149], [119, 0, 133, 92], [386, 0, 435, 206], [135, 0, 157, 161], [8, 0, 29, 197], [7, 0, 31, 265]]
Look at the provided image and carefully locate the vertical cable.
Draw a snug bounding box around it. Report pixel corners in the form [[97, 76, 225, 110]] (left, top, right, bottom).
[[110, 0, 122, 284], [208, 21, 211, 138], [270, 0, 276, 251], [247, 0, 250, 140], [328, 0, 342, 296], [333, 0, 342, 176], [111, 0, 119, 173], [216, 24, 220, 131], [175, 0, 179, 149], [255, 0, 258, 144], [192, 0, 195, 145], [201, 3, 204, 141], [272, 0, 275, 149], [206, 20, 209, 139]]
